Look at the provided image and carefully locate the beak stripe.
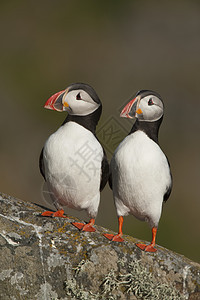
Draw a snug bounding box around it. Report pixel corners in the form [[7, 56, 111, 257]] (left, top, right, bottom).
[[120, 97, 137, 118], [44, 90, 65, 111]]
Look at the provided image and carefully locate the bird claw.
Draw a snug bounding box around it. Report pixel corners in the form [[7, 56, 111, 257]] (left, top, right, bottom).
[[41, 211, 55, 217], [41, 209, 67, 218], [103, 233, 114, 240], [136, 243, 157, 252], [82, 223, 96, 232], [103, 233, 124, 242], [72, 222, 96, 232]]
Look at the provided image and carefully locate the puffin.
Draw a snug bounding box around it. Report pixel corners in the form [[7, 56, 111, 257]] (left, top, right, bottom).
[[39, 83, 109, 232], [104, 90, 172, 252]]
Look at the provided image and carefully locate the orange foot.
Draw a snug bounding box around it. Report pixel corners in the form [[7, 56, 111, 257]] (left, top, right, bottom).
[[41, 209, 67, 218], [136, 243, 157, 252], [72, 222, 96, 232], [103, 233, 124, 242]]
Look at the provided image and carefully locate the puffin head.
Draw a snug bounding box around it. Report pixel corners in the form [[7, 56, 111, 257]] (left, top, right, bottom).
[[120, 90, 164, 122], [44, 83, 101, 116]]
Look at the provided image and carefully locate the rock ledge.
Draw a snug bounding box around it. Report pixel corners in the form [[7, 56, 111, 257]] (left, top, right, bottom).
[[0, 193, 199, 299]]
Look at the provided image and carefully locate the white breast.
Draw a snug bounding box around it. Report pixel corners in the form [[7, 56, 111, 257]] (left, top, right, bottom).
[[43, 121, 103, 217], [111, 130, 171, 227]]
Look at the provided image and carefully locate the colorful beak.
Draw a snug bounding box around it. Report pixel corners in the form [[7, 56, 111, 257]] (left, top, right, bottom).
[[120, 96, 140, 119], [44, 90, 66, 112]]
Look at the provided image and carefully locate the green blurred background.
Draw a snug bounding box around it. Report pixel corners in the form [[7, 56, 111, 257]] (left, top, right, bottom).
[[1, 0, 200, 263]]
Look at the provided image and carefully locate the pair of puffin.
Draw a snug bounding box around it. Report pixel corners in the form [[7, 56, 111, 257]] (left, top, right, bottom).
[[40, 83, 172, 252]]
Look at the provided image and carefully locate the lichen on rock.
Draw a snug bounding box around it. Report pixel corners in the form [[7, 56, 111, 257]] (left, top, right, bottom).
[[0, 193, 200, 299]]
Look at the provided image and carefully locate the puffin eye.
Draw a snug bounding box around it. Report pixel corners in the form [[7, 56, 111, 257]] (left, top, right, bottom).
[[148, 98, 154, 106], [76, 92, 82, 100]]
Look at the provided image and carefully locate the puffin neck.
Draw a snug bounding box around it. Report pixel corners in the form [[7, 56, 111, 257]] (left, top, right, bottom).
[[129, 117, 163, 144], [61, 105, 102, 134]]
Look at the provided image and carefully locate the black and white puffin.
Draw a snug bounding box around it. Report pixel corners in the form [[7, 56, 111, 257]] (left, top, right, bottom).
[[104, 90, 172, 252], [39, 83, 109, 232]]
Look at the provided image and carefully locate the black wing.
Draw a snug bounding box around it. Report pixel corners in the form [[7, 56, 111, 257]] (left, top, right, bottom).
[[108, 172, 112, 190], [163, 158, 173, 202], [164, 175, 172, 202], [39, 148, 46, 180], [100, 148, 109, 192]]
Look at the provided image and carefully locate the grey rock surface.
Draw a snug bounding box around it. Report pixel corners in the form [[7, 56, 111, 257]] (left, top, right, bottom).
[[0, 192, 199, 299]]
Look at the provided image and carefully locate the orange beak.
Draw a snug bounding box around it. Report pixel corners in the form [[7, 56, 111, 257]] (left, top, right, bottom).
[[44, 90, 65, 111], [120, 96, 141, 119]]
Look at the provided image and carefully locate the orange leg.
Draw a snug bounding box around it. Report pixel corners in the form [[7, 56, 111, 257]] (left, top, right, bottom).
[[104, 216, 124, 242], [41, 209, 67, 218], [72, 218, 96, 232], [136, 227, 157, 252]]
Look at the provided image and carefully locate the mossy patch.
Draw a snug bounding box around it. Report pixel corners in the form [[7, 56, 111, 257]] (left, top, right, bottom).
[[65, 257, 186, 299]]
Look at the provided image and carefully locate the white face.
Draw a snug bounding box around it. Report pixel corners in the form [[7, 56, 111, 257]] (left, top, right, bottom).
[[62, 89, 100, 116], [136, 95, 164, 122]]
